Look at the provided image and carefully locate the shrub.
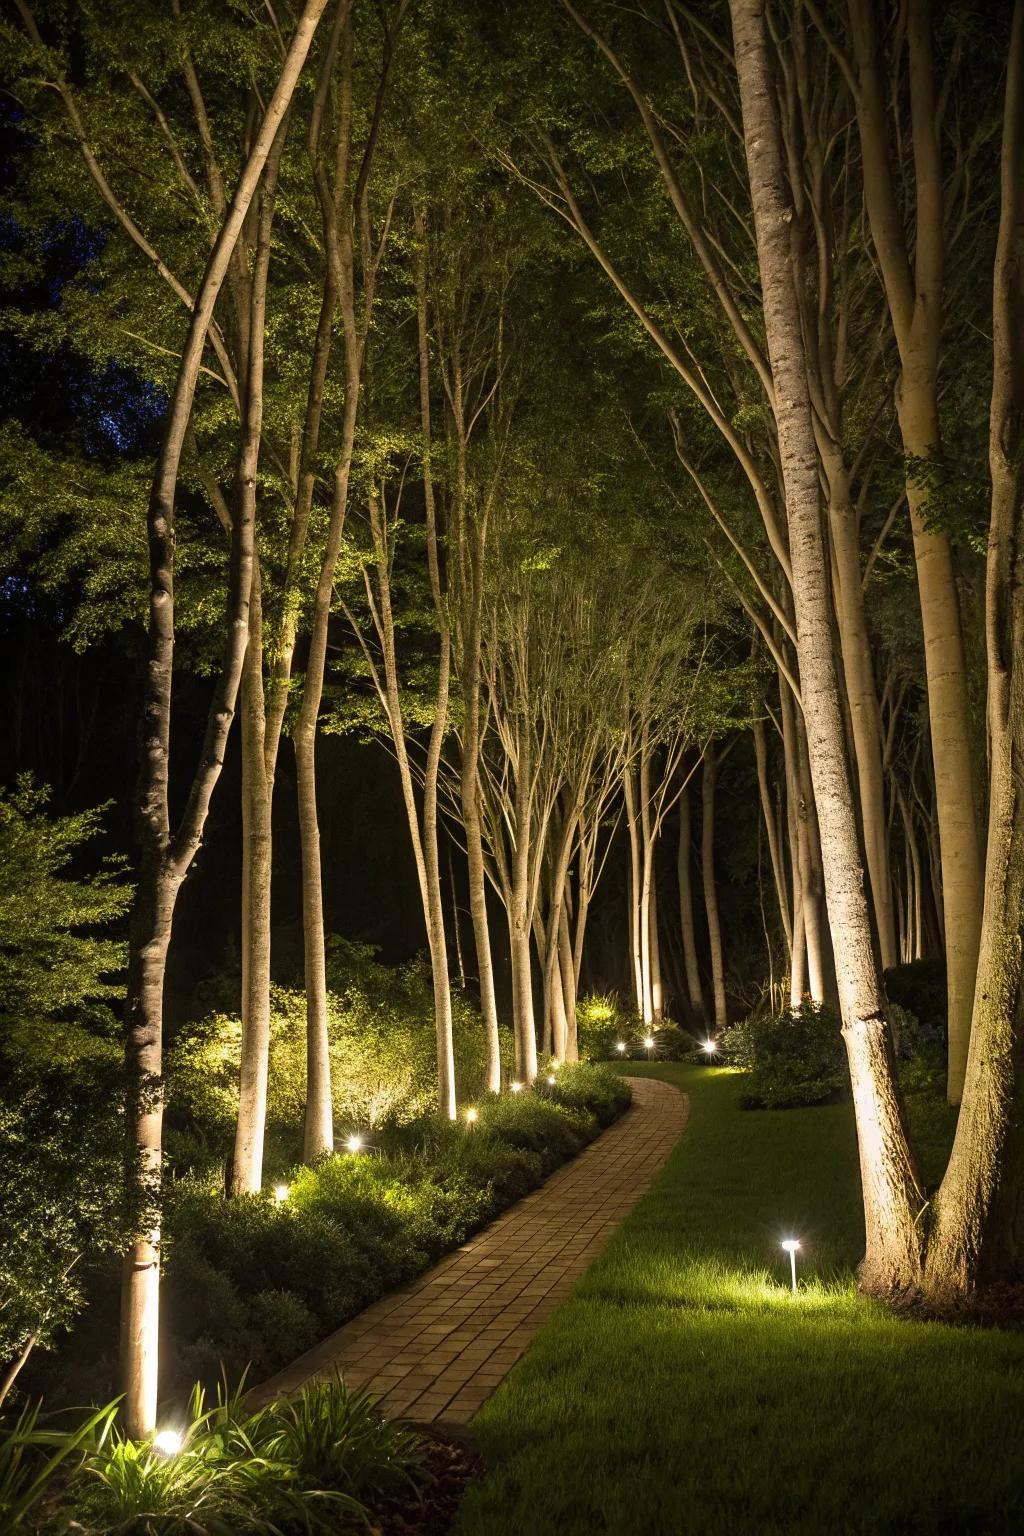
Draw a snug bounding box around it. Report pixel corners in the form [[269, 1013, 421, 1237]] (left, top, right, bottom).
[[723, 1003, 848, 1109], [542, 1062, 633, 1126], [884, 958, 947, 1039], [159, 1069, 631, 1398], [166, 949, 515, 1179], [476, 1094, 591, 1171], [652, 1022, 699, 1060], [576, 992, 629, 1061]]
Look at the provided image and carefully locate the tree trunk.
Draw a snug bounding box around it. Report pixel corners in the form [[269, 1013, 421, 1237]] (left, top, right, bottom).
[[232, 578, 273, 1192], [730, 0, 924, 1293], [121, 873, 176, 1440], [924, 0, 1024, 1295], [677, 776, 705, 1025], [624, 761, 645, 1016], [753, 716, 793, 957], [826, 458, 897, 970], [462, 752, 501, 1091], [848, 0, 984, 1105], [559, 899, 579, 1059], [701, 746, 728, 1033], [650, 870, 664, 1024], [118, 6, 325, 1433]]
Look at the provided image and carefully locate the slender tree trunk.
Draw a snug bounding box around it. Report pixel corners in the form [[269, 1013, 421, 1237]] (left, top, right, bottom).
[[233, 575, 273, 1192], [753, 717, 793, 956], [624, 761, 644, 1015], [558, 900, 579, 1059], [117, 8, 325, 1433], [701, 746, 728, 1033], [677, 777, 705, 1025], [826, 460, 897, 969], [463, 752, 501, 1091], [650, 871, 664, 1023], [731, 0, 924, 1293], [448, 844, 466, 989], [509, 748, 539, 1083], [638, 742, 656, 1026]]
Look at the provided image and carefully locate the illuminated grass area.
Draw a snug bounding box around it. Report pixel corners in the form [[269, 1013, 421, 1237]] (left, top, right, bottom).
[[454, 1064, 1024, 1536]]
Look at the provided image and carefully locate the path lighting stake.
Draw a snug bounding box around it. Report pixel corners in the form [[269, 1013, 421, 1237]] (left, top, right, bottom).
[[273, 1184, 289, 1204], [153, 1429, 183, 1456], [703, 1039, 718, 1055], [510, 1081, 524, 1093], [547, 1074, 557, 1085], [616, 1041, 627, 1054], [781, 1238, 801, 1293], [346, 1134, 363, 1154], [643, 1035, 654, 1058], [465, 1107, 478, 1124]]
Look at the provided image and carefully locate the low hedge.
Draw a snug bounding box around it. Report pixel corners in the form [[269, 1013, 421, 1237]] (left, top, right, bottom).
[[162, 1066, 631, 1395], [722, 1003, 848, 1109]]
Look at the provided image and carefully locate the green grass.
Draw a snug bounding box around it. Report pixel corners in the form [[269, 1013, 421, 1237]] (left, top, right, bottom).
[[454, 1064, 1024, 1536]]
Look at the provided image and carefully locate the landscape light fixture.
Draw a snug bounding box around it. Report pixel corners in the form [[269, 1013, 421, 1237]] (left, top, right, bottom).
[[510, 1081, 524, 1093], [346, 1134, 363, 1154], [273, 1183, 290, 1204], [781, 1238, 801, 1293], [465, 1106, 478, 1124], [153, 1429, 183, 1456], [643, 1035, 655, 1058], [546, 1074, 557, 1085], [616, 1041, 627, 1054], [703, 1039, 718, 1055]]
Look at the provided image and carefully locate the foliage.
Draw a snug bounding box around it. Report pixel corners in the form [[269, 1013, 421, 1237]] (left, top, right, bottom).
[[723, 1003, 848, 1109], [540, 1062, 633, 1127], [0, 1397, 117, 1532], [575, 996, 695, 1063], [0, 783, 132, 1389], [0, 1055, 131, 1389], [156, 1072, 630, 1397], [0, 778, 130, 1063], [576, 993, 635, 1061], [166, 943, 513, 1178], [884, 959, 948, 1041], [45, 1377, 422, 1535]]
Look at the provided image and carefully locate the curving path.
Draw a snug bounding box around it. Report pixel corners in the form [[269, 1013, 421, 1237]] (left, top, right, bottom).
[[254, 1076, 689, 1425]]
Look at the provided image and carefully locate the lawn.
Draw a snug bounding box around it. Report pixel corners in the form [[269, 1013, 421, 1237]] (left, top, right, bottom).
[[454, 1063, 1024, 1536]]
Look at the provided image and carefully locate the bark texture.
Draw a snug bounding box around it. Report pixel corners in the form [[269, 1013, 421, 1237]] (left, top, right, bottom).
[[730, 0, 924, 1294]]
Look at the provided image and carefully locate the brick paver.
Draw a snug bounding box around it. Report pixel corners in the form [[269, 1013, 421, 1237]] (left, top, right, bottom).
[[253, 1075, 688, 1425]]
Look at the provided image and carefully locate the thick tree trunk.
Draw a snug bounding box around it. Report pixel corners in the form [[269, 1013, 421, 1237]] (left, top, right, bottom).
[[848, 0, 984, 1105], [730, 0, 924, 1293], [924, 1, 1024, 1296], [701, 746, 728, 1033]]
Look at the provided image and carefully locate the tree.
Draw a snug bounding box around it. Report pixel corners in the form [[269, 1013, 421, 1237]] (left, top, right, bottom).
[[0, 782, 130, 1405]]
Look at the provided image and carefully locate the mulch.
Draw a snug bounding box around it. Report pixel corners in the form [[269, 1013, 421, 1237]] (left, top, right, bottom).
[[366, 1423, 484, 1536]]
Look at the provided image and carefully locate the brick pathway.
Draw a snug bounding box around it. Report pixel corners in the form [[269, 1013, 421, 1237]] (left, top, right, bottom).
[[254, 1075, 688, 1425]]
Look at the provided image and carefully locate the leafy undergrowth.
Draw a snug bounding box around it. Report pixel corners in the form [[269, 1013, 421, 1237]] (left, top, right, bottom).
[[5, 1376, 480, 1535], [455, 1064, 1024, 1536], [33, 1065, 631, 1413]]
